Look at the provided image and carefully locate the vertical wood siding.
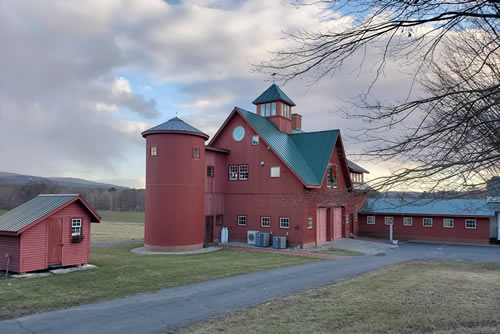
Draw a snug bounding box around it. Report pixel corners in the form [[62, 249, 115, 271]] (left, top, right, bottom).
[[20, 220, 47, 272], [0, 235, 20, 272], [59, 202, 91, 266]]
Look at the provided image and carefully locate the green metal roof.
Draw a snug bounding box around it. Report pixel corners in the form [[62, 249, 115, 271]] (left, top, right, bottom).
[[142, 117, 208, 139], [348, 160, 369, 173], [360, 198, 497, 216], [252, 83, 296, 106], [0, 194, 78, 233], [237, 108, 338, 186]]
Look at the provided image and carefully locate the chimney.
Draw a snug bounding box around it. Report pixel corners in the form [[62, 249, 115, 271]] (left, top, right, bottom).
[[292, 113, 302, 130]]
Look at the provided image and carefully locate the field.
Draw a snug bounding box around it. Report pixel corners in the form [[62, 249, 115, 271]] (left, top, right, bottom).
[[91, 221, 144, 243], [0, 244, 321, 320], [178, 261, 500, 334], [0, 209, 6, 216], [97, 210, 144, 223]]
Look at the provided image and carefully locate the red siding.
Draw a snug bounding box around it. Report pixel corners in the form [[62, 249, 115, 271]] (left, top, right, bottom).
[[0, 235, 20, 273], [20, 220, 48, 272], [359, 214, 491, 244]]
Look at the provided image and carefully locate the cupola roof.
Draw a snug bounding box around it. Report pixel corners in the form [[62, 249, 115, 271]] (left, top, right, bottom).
[[252, 83, 296, 106], [142, 116, 209, 139]]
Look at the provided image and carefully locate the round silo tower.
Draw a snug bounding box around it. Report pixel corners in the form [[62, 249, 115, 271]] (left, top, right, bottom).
[[142, 117, 209, 251]]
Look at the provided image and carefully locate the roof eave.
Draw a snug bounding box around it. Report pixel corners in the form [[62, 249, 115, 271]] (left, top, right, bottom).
[[142, 129, 209, 140]]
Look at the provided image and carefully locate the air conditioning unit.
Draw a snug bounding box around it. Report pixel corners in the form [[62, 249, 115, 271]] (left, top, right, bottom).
[[255, 232, 271, 247], [272, 236, 287, 249], [247, 230, 258, 245]]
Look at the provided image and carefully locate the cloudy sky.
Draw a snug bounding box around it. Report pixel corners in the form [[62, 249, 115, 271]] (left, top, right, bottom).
[[0, 0, 419, 188]]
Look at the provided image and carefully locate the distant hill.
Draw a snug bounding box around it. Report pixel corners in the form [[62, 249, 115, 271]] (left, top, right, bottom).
[[0, 172, 128, 190]]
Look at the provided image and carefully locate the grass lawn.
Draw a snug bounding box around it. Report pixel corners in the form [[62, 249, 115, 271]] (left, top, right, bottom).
[[97, 210, 144, 223], [177, 261, 500, 334], [0, 209, 6, 216], [314, 248, 364, 256], [0, 244, 321, 320], [91, 221, 144, 243]]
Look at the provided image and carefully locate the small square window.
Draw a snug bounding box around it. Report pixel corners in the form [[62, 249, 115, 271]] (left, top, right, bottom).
[[423, 218, 433, 227], [239, 165, 248, 180], [384, 216, 393, 225], [307, 217, 313, 229], [465, 219, 476, 229], [192, 147, 200, 159], [270, 166, 280, 178], [229, 165, 239, 180], [443, 218, 454, 228], [403, 217, 413, 226], [280, 217, 290, 229], [150, 146, 157, 157], [366, 216, 375, 225], [238, 215, 247, 226], [207, 166, 214, 177], [252, 136, 259, 145], [261, 216, 271, 227], [72, 218, 82, 236]]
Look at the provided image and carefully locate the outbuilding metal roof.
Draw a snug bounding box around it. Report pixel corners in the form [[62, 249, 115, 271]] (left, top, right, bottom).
[[252, 83, 296, 106], [237, 107, 338, 186], [0, 194, 78, 232], [142, 117, 209, 139], [360, 198, 496, 217], [348, 160, 369, 173]]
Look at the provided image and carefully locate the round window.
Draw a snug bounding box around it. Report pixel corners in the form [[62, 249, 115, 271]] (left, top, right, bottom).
[[232, 126, 245, 141]]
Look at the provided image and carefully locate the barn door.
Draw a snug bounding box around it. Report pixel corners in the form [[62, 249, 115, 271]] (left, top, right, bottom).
[[204, 216, 213, 243], [47, 218, 63, 265], [316, 208, 328, 244], [333, 207, 343, 240]]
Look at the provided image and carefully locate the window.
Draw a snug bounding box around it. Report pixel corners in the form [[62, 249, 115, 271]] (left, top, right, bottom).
[[423, 218, 433, 227], [252, 136, 259, 145], [239, 165, 248, 180], [384, 216, 393, 225], [216, 215, 223, 226], [260, 104, 265, 115], [443, 218, 454, 228], [354, 213, 358, 223], [72, 218, 82, 236], [207, 166, 214, 177], [150, 146, 157, 157], [465, 219, 476, 229], [266, 103, 271, 116], [367, 216, 375, 225], [280, 217, 290, 229], [192, 147, 200, 159], [238, 216, 247, 226], [282, 104, 290, 118], [403, 217, 413, 226], [350, 172, 363, 183], [270, 166, 280, 178], [229, 165, 239, 180], [327, 165, 338, 188], [261, 216, 271, 227], [345, 215, 349, 224], [271, 102, 276, 116], [308, 217, 313, 229]]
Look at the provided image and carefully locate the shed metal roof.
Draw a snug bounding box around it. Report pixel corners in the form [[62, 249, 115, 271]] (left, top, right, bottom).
[[237, 107, 338, 186], [0, 195, 78, 232], [348, 160, 369, 173], [142, 117, 209, 139], [252, 83, 296, 106], [360, 198, 496, 217]]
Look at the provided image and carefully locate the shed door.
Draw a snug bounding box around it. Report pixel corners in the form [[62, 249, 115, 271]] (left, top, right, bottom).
[[317, 208, 328, 244], [333, 207, 343, 240], [47, 218, 63, 265]]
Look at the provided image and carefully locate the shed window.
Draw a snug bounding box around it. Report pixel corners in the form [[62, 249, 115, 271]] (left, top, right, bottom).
[[261, 216, 271, 227], [72, 218, 82, 236], [443, 218, 454, 228], [384, 216, 393, 225], [270, 166, 280, 178], [465, 219, 476, 229], [150, 146, 157, 157], [366, 216, 375, 225], [403, 217, 413, 226], [238, 215, 247, 226], [280, 217, 290, 229], [423, 218, 433, 227]]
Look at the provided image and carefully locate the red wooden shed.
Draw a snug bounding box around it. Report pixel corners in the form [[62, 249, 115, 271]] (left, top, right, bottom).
[[0, 194, 100, 273]]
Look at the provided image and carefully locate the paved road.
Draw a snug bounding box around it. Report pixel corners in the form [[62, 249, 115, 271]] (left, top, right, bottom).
[[1, 243, 499, 334]]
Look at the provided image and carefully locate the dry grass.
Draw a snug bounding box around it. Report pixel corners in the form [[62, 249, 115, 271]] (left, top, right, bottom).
[[176, 261, 500, 334], [91, 221, 144, 243], [314, 248, 364, 256]]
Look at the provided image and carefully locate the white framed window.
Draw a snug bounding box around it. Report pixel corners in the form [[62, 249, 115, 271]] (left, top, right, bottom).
[[280, 217, 290, 229], [270, 166, 280, 178], [150, 146, 157, 157], [465, 219, 476, 229], [423, 218, 433, 227], [261, 216, 271, 227], [229, 165, 239, 180], [443, 218, 454, 228], [271, 102, 276, 116], [307, 217, 313, 229], [366, 216, 375, 225], [384, 216, 393, 225], [72, 218, 82, 236], [403, 217, 413, 226], [238, 215, 247, 226], [252, 136, 259, 145], [239, 165, 248, 180]]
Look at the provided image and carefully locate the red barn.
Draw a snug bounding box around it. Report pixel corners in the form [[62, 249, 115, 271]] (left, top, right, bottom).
[[0, 194, 100, 273], [143, 84, 369, 249]]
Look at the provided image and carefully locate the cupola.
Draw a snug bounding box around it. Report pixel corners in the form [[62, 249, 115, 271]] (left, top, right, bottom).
[[252, 83, 296, 134]]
